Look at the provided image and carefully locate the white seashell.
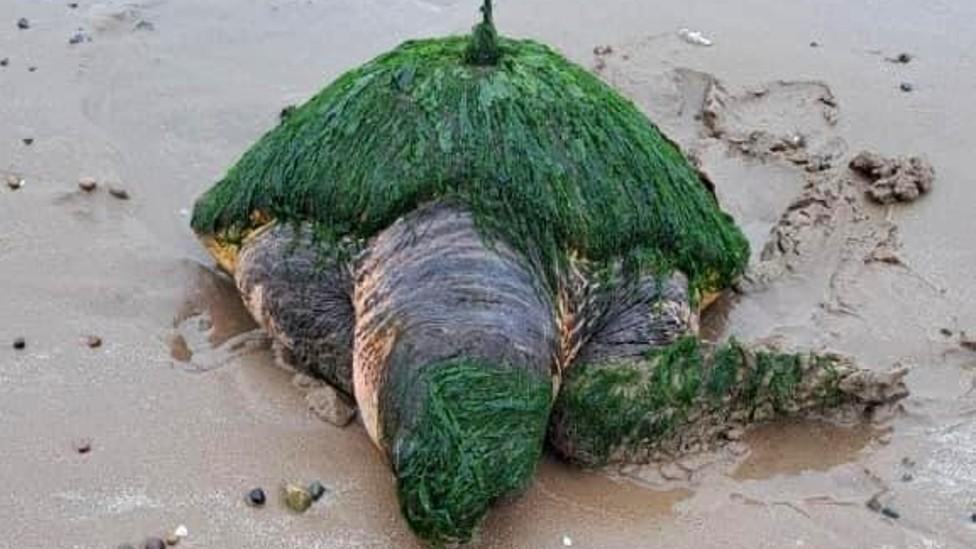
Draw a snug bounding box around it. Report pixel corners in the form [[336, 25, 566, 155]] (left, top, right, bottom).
[[678, 28, 713, 47]]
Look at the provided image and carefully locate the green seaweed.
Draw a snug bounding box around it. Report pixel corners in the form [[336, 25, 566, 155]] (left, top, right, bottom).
[[551, 336, 705, 464], [191, 21, 748, 294], [387, 358, 552, 546], [551, 338, 850, 466], [465, 0, 500, 65]]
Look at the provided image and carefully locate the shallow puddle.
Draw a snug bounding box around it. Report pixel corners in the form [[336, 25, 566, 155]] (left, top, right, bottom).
[[733, 419, 878, 481]]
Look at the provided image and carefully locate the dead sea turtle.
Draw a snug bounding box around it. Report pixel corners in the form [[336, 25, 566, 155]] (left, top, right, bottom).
[[191, 2, 907, 545]]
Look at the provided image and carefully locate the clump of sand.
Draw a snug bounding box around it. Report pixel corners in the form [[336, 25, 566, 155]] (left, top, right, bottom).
[[849, 151, 935, 204]]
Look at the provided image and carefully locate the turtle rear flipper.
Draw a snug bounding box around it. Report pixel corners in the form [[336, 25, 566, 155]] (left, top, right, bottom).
[[551, 334, 909, 467], [354, 201, 557, 545]]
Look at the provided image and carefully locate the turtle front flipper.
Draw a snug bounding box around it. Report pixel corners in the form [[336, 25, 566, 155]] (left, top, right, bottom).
[[235, 223, 356, 396], [354, 201, 557, 545], [549, 271, 909, 467]]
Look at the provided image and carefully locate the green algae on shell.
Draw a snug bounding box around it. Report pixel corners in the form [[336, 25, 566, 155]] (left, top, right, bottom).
[[191, 34, 748, 293]]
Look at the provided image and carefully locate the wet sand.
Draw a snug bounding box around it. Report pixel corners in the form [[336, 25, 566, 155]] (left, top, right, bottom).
[[2, 1, 975, 547]]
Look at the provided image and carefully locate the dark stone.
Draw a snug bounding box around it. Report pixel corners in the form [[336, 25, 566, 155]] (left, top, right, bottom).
[[86, 335, 102, 348], [246, 487, 266, 506], [22, 138, 33, 146], [13, 337, 26, 350], [68, 3, 79, 8], [896, 53, 912, 63], [17, 18, 29, 30], [134, 20, 155, 31], [970, 512, 976, 523], [0, 58, 8, 67], [28, 66, 37, 72], [68, 32, 86, 45], [900, 472, 913, 482], [108, 187, 130, 200], [308, 480, 327, 501], [900, 82, 914, 93], [881, 507, 900, 519], [866, 495, 882, 512], [809, 41, 819, 47], [144, 538, 166, 549], [73, 438, 92, 454]]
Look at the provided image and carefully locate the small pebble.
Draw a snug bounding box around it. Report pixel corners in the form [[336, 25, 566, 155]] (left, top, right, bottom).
[[970, 512, 975, 523], [940, 328, 953, 337], [866, 495, 882, 512], [144, 537, 165, 549], [895, 52, 912, 63], [69, 3, 79, 8], [73, 438, 92, 454], [22, 138, 33, 146], [901, 472, 913, 482], [13, 337, 26, 350], [173, 525, 188, 539], [899, 82, 914, 92], [881, 506, 900, 519], [562, 534, 573, 547], [6, 175, 24, 190], [108, 186, 130, 200], [134, 20, 155, 31], [901, 456, 916, 467], [164, 532, 179, 546], [961, 337, 976, 352], [308, 480, 327, 501], [28, 66, 37, 72], [68, 32, 86, 45], [17, 18, 30, 30], [246, 487, 266, 507], [86, 335, 102, 348], [809, 41, 819, 48], [78, 177, 97, 191], [284, 483, 313, 513]]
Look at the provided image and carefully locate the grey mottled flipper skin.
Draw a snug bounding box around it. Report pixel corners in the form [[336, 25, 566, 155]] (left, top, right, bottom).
[[236, 224, 356, 396], [353, 201, 559, 446], [569, 269, 697, 365]]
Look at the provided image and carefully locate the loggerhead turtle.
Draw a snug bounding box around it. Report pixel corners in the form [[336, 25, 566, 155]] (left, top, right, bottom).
[[190, 2, 908, 545]]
